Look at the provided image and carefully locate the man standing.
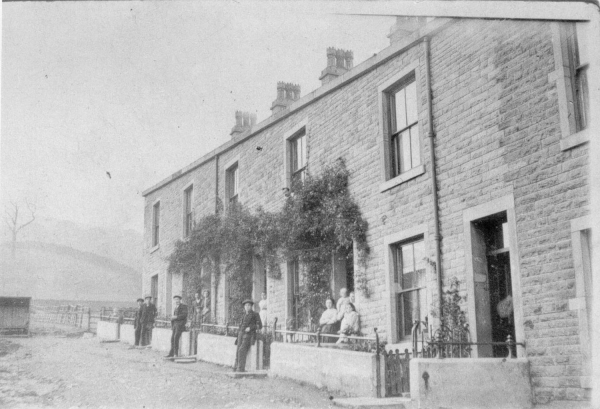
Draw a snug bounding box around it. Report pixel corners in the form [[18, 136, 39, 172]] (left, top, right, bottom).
[[190, 292, 203, 328], [141, 296, 156, 347], [133, 298, 145, 348], [165, 295, 188, 358], [234, 299, 262, 372]]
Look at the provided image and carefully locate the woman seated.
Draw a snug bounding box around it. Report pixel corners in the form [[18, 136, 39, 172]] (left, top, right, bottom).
[[319, 298, 339, 343], [336, 302, 360, 344]]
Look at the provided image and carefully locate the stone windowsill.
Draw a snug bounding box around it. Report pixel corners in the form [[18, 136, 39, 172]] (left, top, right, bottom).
[[379, 164, 425, 193], [560, 128, 589, 151]]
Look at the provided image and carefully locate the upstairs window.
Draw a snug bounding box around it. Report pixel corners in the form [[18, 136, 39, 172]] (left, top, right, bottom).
[[290, 131, 307, 188], [388, 77, 420, 177], [183, 185, 193, 238], [226, 164, 239, 206], [152, 201, 160, 247], [564, 24, 589, 132]]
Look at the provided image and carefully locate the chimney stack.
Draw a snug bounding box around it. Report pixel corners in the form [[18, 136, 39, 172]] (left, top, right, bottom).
[[388, 17, 427, 46], [319, 47, 353, 86], [230, 110, 256, 138], [271, 82, 301, 115]]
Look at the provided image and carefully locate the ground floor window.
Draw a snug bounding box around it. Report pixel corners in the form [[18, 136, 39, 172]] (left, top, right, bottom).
[[393, 238, 427, 340]]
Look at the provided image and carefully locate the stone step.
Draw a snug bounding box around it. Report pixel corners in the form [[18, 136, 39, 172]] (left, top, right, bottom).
[[225, 370, 269, 379], [332, 396, 415, 409]]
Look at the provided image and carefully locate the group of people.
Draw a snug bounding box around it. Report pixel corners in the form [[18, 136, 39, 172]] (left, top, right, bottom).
[[136, 291, 265, 373], [319, 288, 360, 344], [132, 296, 158, 348]]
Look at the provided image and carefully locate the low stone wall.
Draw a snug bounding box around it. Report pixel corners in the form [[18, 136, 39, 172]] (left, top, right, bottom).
[[196, 332, 262, 371], [410, 358, 533, 409], [120, 324, 135, 345], [270, 343, 378, 397], [151, 327, 191, 356], [96, 321, 119, 341]]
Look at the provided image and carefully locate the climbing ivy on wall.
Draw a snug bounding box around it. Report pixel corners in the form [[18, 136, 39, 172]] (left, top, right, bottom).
[[167, 159, 370, 325]]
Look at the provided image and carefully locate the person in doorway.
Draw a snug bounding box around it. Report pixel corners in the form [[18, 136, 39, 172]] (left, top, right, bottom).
[[201, 290, 211, 323], [141, 296, 156, 347], [337, 302, 360, 344], [318, 297, 339, 343], [336, 288, 350, 321], [190, 291, 203, 328], [133, 298, 145, 348], [165, 295, 188, 358], [233, 299, 262, 372], [258, 292, 268, 328]]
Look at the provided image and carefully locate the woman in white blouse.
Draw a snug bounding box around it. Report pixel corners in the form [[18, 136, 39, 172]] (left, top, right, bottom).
[[319, 298, 338, 343], [337, 302, 360, 344]]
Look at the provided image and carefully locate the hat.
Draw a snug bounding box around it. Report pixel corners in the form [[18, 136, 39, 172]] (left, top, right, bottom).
[[144, 295, 152, 300], [241, 299, 254, 306], [173, 295, 182, 300], [137, 298, 144, 302]]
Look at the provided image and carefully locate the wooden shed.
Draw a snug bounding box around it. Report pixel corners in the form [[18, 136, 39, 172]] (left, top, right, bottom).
[[0, 297, 31, 335]]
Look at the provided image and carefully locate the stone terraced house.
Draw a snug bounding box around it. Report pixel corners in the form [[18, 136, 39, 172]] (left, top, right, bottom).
[[142, 3, 598, 406]]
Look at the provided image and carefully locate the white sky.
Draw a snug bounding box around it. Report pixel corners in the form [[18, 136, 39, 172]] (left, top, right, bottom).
[[1, 1, 395, 233]]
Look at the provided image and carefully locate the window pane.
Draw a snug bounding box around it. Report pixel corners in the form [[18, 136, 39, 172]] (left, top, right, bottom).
[[391, 134, 400, 177], [291, 139, 298, 172], [401, 289, 424, 337], [410, 125, 420, 167], [405, 81, 418, 125], [298, 134, 306, 169], [401, 244, 414, 289], [394, 88, 407, 132], [401, 131, 411, 173], [413, 240, 425, 288], [233, 167, 238, 196]]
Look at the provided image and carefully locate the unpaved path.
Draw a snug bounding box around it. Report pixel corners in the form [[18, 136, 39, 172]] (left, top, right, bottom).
[[0, 333, 335, 409]]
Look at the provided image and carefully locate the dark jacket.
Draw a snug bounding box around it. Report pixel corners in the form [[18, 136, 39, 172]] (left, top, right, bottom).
[[141, 303, 157, 324], [134, 305, 145, 329], [236, 310, 262, 342], [171, 304, 188, 327]]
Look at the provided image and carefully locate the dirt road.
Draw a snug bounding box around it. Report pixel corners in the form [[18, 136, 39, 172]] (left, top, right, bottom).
[[0, 332, 335, 409]]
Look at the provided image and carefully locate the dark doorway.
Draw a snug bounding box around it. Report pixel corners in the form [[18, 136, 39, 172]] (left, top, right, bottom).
[[472, 213, 516, 357]]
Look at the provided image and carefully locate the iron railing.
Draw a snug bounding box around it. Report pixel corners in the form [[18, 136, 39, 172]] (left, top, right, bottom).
[[411, 320, 525, 359]]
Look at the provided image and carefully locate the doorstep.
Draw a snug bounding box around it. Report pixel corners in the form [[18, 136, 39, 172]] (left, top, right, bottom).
[[225, 371, 268, 379], [333, 396, 414, 409]]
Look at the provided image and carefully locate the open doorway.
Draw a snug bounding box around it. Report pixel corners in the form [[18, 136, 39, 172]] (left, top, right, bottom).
[[471, 212, 516, 357]]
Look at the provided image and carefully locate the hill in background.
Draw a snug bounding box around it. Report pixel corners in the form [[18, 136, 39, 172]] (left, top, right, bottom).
[[1, 217, 143, 302]]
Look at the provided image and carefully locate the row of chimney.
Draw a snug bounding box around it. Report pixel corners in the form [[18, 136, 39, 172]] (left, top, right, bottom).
[[230, 47, 353, 137], [230, 17, 427, 138]]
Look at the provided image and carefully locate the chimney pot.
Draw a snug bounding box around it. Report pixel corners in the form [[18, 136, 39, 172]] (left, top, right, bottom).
[[271, 82, 301, 115], [320, 47, 353, 86], [230, 110, 255, 137]]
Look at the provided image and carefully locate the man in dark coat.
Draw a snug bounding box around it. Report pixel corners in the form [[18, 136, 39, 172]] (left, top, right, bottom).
[[165, 295, 188, 358], [233, 299, 262, 372], [133, 298, 145, 347], [141, 296, 157, 347]]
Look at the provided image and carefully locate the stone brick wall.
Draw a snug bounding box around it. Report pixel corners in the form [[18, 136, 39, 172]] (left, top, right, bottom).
[[142, 18, 590, 403]]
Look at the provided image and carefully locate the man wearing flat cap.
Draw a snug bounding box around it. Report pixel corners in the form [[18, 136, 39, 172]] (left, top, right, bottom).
[[133, 298, 145, 347], [166, 295, 188, 358], [141, 295, 157, 347], [234, 299, 262, 372]]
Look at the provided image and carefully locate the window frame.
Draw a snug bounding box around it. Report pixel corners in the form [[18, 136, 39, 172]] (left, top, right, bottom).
[[569, 215, 592, 388], [183, 183, 194, 238], [151, 200, 160, 249], [378, 61, 425, 192], [383, 224, 430, 344], [224, 157, 240, 209], [283, 119, 308, 191], [550, 22, 591, 151], [392, 237, 427, 340]]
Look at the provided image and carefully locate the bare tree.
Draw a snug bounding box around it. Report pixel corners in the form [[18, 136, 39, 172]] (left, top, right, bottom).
[[3, 199, 36, 260]]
